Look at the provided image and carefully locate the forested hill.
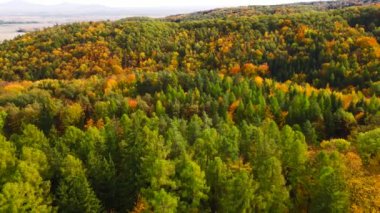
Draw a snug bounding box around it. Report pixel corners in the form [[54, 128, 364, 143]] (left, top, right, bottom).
[[0, 4, 379, 90], [0, 3, 379, 213], [166, 0, 380, 21]]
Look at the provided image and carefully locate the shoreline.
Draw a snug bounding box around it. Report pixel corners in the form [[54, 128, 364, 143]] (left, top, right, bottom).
[[0, 15, 128, 42]]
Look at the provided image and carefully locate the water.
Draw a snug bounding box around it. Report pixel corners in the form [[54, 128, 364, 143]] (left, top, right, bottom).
[[0, 23, 48, 42], [0, 15, 127, 42]]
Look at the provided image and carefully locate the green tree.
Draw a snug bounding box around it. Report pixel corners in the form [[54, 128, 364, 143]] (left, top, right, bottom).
[[279, 125, 308, 208], [207, 157, 257, 213], [175, 154, 209, 212], [155, 100, 166, 116], [216, 123, 240, 161], [192, 127, 219, 169], [254, 156, 290, 212], [0, 110, 7, 134], [0, 135, 16, 185], [187, 115, 204, 145], [57, 155, 102, 212], [0, 182, 53, 213], [356, 128, 380, 165], [60, 103, 84, 128], [139, 127, 178, 212], [310, 151, 349, 213], [0, 159, 53, 212], [11, 124, 50, 152], [302, 120, 318, 144]]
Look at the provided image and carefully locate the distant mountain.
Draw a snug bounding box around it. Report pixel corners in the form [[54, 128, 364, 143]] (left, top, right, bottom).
[[0, 0, 114, 16], [1, 0, 378, 18], [0, 0, 209, 17]]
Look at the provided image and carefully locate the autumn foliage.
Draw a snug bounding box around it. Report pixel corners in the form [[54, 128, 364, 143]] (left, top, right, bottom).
[[0, 3, 378, 213]]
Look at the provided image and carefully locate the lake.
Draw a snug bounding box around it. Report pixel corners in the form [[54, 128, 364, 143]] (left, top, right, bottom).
[[0, 15, 127, 42]]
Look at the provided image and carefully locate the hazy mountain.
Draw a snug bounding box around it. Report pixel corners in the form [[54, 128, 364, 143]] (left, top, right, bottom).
[[3, 0, 378, 18], [0, 0, 208, 17]]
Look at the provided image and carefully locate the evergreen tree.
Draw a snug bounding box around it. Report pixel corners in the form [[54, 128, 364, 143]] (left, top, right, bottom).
[[57, 155, 102, 212]]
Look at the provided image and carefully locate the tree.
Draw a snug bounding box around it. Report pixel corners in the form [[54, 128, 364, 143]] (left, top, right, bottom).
[[143, 189, 178, 213], [239, 122, 258, 162], [302, 120, 318, 144], [20, 146, 51, 180], [86, 152, 116, 210], [254, 156, 289, 212], [320, 139, 351, 153], [137, 126, 178, 212], [11, 124, 50, 153], [0, 158, 53, 212], [280, 126, 308, 209], [356, 128, 380, 166], [57, 155, 102, 212], [187, 115, 204, 145], [155, 100, 166, 116], [56, 126, 86, 159], [192, 128, 219, 169], [0, 110, 7, 134], [216, 123, 240, 161], [219, 160, 257, 213], [207, 157, 257, 213], [60, 103, 84, 129], [175, 155, 209, 212], [166, 121, 188, 159], [310, 151, 349, 213], [0, 182, 53, 213], [332, 109, 357, 138], [0, 135, 16, 185]]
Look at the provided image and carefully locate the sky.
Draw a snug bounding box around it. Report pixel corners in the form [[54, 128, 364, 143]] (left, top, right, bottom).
[[0, 0, 323, 8]]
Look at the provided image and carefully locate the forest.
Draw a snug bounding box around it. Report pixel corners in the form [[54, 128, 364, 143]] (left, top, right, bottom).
[[0, 2, 379, 213]]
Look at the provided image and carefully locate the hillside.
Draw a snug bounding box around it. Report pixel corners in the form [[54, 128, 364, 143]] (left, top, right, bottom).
[[166, 0, 380, 21], [0, 3, 379, 212]]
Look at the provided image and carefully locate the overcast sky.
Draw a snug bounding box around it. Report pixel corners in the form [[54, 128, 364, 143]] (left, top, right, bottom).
[[0, 0, 323, 8]]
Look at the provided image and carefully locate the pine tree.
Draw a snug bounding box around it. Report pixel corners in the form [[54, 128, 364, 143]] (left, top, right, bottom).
[[175, 154, 209, 212], [57, 155, 102, 212]]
